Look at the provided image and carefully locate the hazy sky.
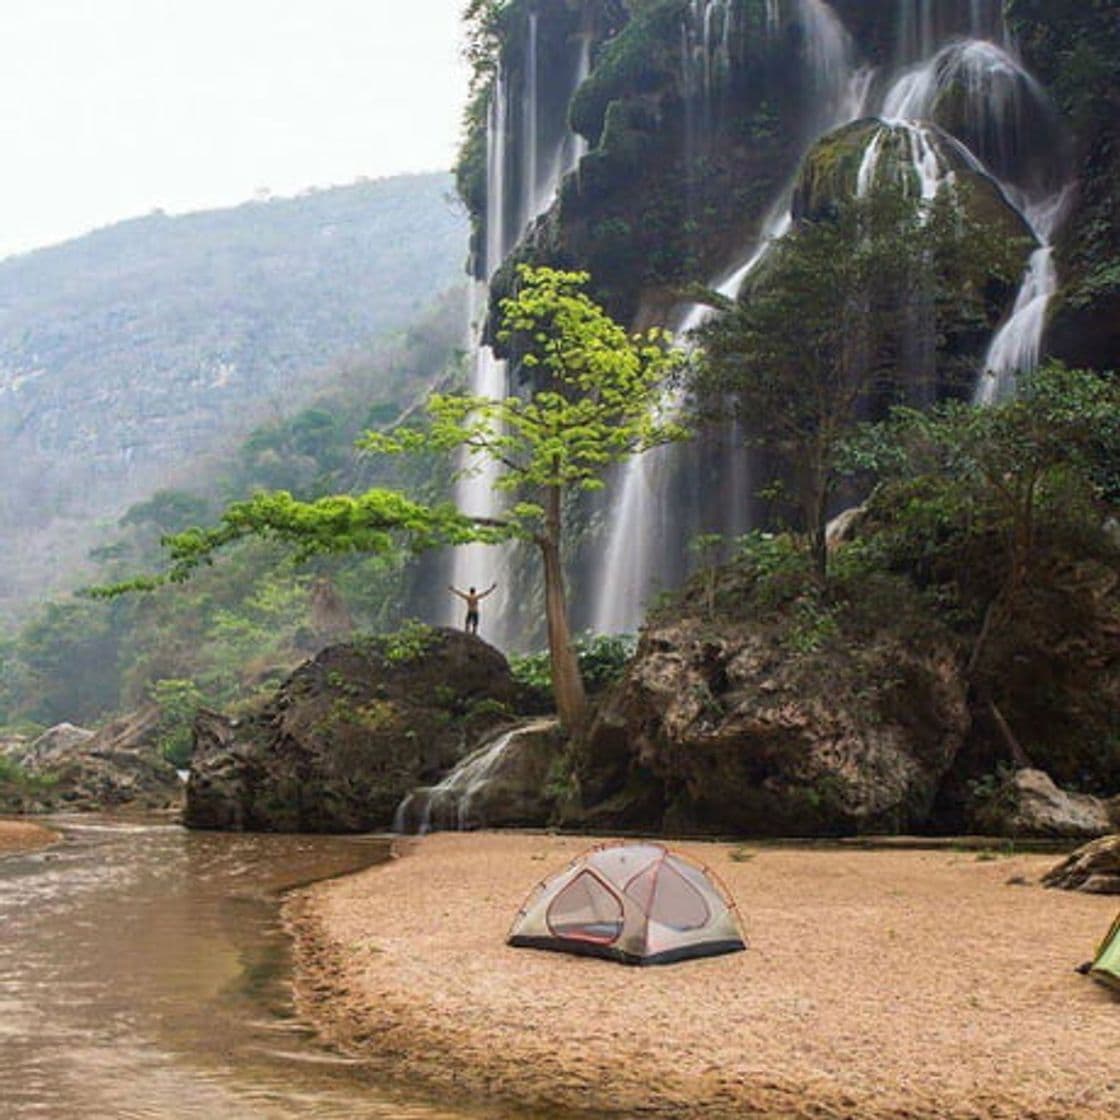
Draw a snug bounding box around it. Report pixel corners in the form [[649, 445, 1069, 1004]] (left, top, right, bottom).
[[0, 0, 469, 259]]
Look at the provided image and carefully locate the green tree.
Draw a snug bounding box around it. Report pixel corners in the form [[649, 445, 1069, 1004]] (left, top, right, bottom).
[[690, 185, 1020, 583], [849, 362, 1120, 675], [367, 265, 687, 727], [100, 267, 686, 731]]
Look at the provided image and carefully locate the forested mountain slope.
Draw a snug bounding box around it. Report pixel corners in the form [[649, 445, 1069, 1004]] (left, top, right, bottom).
[[0, 173, 467, 621]]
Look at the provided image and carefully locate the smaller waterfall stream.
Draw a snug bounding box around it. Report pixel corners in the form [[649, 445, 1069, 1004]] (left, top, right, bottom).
[[591, 206, 792, 636], [864, 35, 1072, 404], [393, 719, 556, 834], [590, 0, 864, 635], [974, 188, 1071, 404]]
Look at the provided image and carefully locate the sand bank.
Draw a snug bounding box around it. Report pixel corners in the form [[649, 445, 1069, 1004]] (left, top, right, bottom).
[[289, 832, 1119, 1119], [0, 819, 59, 855]]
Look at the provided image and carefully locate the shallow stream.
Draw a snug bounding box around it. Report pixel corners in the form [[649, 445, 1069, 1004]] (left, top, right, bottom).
[[0, 818, 546, 1119]]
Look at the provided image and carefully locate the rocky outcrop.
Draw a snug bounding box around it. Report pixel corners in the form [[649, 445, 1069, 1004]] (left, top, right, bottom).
[[17, 722, 94, 767], [9, 707, 180, 812], [185, 629, 522, 833], [564, 610, 970, 837], [1042, 835, 1120, 895], [971, 768, 1118, 840]]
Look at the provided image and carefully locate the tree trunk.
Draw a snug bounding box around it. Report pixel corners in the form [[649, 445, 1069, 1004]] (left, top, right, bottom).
[[539, 485, 587, 731], [802, 457, 829, 587]]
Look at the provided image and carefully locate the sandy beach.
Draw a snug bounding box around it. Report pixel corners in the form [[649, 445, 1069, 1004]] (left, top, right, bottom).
[[0, 819, 59, 855], [289, 832, 1119, 1119]]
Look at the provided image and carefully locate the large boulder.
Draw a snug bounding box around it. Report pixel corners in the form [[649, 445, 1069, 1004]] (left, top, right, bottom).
[[1042, 835, 1120, 895], [10, 707, 181, 812], [970, 768, 1118, 840], [564, 608, 970, 837], [185, 629, 523, 832], [792, 119, 1035, 254], [18, 722, 94, 767]]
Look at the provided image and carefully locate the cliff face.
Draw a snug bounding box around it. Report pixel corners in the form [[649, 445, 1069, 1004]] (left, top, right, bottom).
[[1007, 0, 1120, 370], [0, 174, 466, 622], [463, 0, 1117, 367]]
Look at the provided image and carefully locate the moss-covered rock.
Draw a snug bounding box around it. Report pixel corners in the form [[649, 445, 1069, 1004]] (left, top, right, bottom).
[[792, 118, 1034, 253], [561, 568, 971, 837]]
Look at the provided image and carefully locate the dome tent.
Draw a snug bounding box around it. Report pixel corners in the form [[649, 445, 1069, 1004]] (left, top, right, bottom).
[[1090, 912, 1120, 990], [507, 842, 746, 966]]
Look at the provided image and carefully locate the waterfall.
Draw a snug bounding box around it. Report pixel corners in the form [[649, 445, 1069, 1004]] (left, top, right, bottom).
[[448, 70, 514, 640], [798, 0, 872, 130], [590, 207, 793, 636], [872, 33, 1070, 403], [682, 0, 731, 142], [855, 121, 959, 205], [896, 0, 1005, 67], [590, 0, 864, 635], [974, 189, 1071, 404], [881, 39, 1061, 194], [392, 720, 554, 834], [448, 23, 593, 645]]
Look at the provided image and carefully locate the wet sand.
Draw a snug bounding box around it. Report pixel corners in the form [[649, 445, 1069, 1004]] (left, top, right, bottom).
[[289, 832, 1120, 1120], [0, 819, 59, 854]]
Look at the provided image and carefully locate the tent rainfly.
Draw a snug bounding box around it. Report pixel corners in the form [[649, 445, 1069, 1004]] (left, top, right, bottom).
[[507, 842, 746, 966], [1090, 912, 1120, 990]]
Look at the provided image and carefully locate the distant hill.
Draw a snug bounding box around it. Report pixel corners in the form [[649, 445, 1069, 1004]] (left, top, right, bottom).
[[0, 173, 467, 621]]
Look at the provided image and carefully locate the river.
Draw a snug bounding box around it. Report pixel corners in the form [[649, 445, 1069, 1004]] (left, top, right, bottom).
[[0, 818, 550, 1119]]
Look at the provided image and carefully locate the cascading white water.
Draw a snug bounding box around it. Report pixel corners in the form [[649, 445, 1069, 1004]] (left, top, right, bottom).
[[591, 0, 864, 635], [392, 720, 554, 833], [869, 32, 1071, 403], [974, 188, 1070, 404], [448, 69, 514, 639], [855, 121, 958, 205], [798, 0, 873, 129], [449, 25, 593, 645], [590, 198, 795, 635], [881, 39, 1059, 194]]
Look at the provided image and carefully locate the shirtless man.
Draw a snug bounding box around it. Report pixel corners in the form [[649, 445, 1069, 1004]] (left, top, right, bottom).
[[448, 582, 497, 635]]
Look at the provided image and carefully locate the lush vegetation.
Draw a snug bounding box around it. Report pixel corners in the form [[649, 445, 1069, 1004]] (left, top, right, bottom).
[[667, 361, 1120, 797], [369, 265, 688, 727], [80, 267, 685, 733], [0, 293, 467, 735]]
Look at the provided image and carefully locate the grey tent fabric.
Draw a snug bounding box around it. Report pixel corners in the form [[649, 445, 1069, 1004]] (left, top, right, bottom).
[[507, 842, 746, 965]]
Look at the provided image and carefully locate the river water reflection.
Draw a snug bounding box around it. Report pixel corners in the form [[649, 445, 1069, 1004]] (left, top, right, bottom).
[[0, 819, 540, 1120]]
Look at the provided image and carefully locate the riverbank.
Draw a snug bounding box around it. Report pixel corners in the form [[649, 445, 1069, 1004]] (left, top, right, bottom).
[[0, 819, 59, 854], [289, 832, 1119, 1120]]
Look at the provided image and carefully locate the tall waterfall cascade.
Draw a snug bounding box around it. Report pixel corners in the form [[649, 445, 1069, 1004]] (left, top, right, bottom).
[[592, 0, 872, 635], [463, 0, 1072, 645], [588, 0, 1071, 634], [448, 24, 594, 646]]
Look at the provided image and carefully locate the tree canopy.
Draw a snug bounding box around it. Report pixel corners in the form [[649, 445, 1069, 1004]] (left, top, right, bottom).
[[689, 183, 1023, 581]]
